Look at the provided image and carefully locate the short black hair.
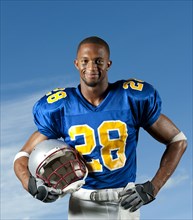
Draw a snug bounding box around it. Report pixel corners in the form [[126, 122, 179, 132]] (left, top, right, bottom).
[[77, 36, 110, 57]]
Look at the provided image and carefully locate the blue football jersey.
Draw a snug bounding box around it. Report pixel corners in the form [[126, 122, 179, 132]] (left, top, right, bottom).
[[33, 79, 162, 189]]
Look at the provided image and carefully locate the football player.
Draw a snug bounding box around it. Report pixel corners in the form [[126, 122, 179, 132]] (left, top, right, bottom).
[[14, 36, 187, 220]]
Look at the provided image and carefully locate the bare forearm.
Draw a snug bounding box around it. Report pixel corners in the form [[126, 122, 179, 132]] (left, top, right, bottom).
[[14, 157, 30, 191], [151, 140, 187, 196]]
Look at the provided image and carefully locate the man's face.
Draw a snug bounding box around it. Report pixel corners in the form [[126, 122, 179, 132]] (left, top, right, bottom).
[[74, 43, 112, 87]]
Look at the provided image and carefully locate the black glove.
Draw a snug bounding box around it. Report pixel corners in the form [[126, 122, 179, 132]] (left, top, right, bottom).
[[28, 176, 62, 203], [119, 181, 155, 212]]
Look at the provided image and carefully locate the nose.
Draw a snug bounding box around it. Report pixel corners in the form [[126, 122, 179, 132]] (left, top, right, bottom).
[[87, 60, 97, 71]]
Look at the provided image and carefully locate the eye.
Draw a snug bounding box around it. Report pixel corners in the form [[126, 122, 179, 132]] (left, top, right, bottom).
[[96, 59, 104, 65], [81, 59, 88, 65]]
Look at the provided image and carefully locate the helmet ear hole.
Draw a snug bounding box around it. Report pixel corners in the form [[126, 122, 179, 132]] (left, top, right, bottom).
[[39, 167, 45, 175]]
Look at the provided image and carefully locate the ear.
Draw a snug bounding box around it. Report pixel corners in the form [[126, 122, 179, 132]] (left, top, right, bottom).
[[74, 59, 79, 70], [107, 60, 112, 70]]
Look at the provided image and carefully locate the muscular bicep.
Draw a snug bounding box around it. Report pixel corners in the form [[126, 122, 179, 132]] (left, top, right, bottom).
[[146, 114, 180, 145], [21, 131, 48, 154]]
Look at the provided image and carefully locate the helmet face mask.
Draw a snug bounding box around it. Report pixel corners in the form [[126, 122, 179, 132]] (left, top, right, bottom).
[[28, 140, 88, 193]]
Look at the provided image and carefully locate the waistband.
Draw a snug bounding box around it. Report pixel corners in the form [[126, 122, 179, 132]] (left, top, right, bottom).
[[71, 182, 135, 202]]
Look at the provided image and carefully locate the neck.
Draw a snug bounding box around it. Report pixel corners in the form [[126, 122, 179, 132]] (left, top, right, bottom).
[[80, 82, 109, 106]]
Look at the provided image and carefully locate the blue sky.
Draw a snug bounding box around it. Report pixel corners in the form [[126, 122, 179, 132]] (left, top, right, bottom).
[[1, 0, 192, 219]]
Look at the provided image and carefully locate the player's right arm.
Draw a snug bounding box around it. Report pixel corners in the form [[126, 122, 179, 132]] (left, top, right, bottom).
[[13, 131, 48, 191], [15, 88, 65, 193]]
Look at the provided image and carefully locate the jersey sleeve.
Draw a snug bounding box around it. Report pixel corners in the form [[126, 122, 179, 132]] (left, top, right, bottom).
[[33, 96, 63, 139], [126, 79, 162, 129], [139, 85, 162, 129]]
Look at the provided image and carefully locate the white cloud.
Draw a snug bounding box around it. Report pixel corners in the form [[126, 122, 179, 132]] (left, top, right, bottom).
[[0, 75, 78, 91], [0, 90, 71, 219], [0, 74, 80, 219], [163, 169, 189, 190], [136, 169, 190, 190], [1, 78, 78, 147], [1, 93, 39, 150], [1, 144, 69, 219]]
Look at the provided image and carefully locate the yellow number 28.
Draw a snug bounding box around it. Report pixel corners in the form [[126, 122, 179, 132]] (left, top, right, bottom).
[[69, 120, 128, 172]]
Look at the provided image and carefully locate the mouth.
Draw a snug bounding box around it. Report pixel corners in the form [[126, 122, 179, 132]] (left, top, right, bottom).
[[85, 72, 100, 80]]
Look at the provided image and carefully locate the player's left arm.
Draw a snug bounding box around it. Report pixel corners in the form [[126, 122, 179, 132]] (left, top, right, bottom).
[[120, 114, 187, 212], [146, 113, 187, 196]]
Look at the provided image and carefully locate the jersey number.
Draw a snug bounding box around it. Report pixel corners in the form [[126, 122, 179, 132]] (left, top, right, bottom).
[[68, 120, 128, 172], [46, 88, 67, 104], [123, 79, 144, 91]]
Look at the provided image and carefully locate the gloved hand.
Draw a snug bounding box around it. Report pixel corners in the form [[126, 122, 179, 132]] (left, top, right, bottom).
[[119, 181, 155, 212], [28, 176, 63, 203]]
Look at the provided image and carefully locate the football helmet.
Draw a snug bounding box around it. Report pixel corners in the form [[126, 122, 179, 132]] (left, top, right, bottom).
[[28, 139, 88, 195]]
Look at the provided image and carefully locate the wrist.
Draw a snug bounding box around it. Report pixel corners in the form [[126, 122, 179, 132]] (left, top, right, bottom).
[[22, 176, 30, 191], [150, 180, 161, 197]]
